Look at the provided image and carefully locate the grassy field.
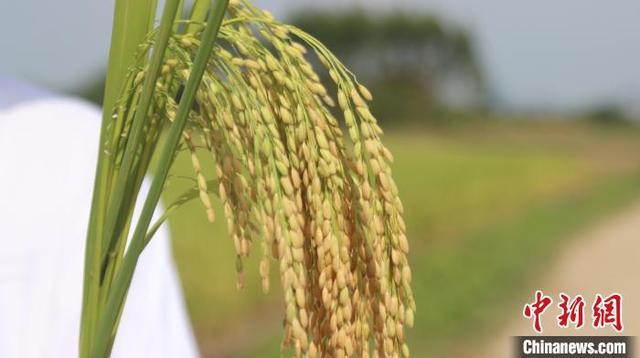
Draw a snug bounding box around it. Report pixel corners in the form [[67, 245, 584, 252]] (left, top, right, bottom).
[[162, 119, 640, 356]]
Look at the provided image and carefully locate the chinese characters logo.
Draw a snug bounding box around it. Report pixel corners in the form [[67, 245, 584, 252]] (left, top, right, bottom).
[[523, 290, 623, 333]]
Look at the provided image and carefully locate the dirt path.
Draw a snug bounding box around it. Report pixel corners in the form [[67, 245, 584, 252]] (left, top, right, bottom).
[[475, 200, 640, 357]]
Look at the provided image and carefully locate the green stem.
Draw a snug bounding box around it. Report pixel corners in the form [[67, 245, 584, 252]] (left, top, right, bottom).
[[99, 0, 182, 274], [186, 0, 211, 33], [80, 0, 157, 356], [89, 1, 229, 356]]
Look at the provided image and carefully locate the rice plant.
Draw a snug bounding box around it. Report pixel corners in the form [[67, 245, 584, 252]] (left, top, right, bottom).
[[80, 0, 415, 357]]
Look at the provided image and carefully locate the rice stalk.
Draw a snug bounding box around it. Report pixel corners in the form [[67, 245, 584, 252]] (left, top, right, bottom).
[[81, 0, 414, 357]]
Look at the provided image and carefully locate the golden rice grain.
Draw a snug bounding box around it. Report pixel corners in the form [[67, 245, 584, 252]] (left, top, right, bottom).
[[113, 2, 415, 355]]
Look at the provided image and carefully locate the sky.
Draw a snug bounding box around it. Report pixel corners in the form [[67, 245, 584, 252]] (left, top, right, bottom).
[[1, 0, 639, 111]]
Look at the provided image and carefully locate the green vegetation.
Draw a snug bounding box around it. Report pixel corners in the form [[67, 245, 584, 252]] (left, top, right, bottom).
[[164, 120, 640, 356], [412, 168, 640, 356]]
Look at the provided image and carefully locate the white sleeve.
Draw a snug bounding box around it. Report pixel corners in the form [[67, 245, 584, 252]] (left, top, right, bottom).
[[0, 98, 198, 358], [113, 182, 200, 358]]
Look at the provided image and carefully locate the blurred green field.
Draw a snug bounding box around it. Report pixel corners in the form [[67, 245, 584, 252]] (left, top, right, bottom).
[[162, 119, 640, 357]]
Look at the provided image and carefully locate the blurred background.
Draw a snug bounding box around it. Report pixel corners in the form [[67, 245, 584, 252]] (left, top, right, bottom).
[[2, 0, 640, 356]]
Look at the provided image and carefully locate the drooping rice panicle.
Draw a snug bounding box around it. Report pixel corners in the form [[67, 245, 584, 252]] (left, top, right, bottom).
[[92, 0, 414, 356]]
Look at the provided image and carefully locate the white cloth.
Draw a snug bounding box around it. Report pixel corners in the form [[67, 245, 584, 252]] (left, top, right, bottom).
[[0, 98, 199, 358]]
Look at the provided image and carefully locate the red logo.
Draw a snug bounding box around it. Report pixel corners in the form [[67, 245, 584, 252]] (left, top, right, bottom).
[[523, 291, 623, 333], [592, 293, 623, 332], [523, 290, 553, 333], [557, 293, 585, 329]]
